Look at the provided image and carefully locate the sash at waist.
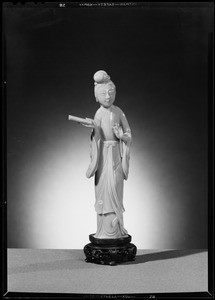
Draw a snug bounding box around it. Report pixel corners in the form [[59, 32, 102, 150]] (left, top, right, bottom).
[[101, 140, 119, 147]]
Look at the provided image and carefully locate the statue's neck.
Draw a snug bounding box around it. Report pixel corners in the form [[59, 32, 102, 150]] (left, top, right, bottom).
[[100, 105, 113, 112]]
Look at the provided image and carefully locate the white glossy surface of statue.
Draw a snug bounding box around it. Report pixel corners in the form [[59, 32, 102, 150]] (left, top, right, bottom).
[[83, 70, 132, 239]]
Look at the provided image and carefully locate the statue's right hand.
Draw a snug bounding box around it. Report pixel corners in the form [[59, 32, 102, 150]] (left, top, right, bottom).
[[82, 118, 95, 128], [82, 118, 99, 134]]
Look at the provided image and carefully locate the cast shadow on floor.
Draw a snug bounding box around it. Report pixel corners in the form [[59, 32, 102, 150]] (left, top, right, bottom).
[[123, 249, 206, 265]]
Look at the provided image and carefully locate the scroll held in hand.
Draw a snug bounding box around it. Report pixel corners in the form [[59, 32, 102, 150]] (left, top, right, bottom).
[[68, 115, 92, 125]]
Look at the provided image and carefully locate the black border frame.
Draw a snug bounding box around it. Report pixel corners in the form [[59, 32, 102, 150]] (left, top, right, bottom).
[[2, 1, 214, 299]]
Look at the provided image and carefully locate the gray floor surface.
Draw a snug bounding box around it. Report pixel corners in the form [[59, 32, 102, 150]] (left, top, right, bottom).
[[7, 249, 208, 294]]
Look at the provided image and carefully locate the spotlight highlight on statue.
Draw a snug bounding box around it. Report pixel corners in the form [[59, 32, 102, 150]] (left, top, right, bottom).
[[69, 70, 137, 265]]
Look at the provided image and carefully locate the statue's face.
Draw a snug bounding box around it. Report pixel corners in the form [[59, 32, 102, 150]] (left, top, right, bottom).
[[96, 84, 116, 108]]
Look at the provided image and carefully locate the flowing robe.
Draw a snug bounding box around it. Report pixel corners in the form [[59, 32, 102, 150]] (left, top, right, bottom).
[[86, 105, 131, 239]]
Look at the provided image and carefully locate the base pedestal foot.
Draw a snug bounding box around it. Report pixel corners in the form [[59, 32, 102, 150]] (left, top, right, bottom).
[[83, 234, 137, 265]]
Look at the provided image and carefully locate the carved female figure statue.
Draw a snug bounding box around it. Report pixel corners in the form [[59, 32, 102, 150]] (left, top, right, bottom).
[[83, 70, 132, 239]]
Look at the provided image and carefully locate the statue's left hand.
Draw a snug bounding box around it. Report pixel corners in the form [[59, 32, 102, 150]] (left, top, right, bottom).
[[113, 123, 124, 139]]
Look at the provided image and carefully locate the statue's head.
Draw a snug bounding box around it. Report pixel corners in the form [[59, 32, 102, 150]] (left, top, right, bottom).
[[93, 70, 116, 108]]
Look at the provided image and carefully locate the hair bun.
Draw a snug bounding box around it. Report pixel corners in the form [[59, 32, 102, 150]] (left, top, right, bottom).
[[93, 70, 110, 84]]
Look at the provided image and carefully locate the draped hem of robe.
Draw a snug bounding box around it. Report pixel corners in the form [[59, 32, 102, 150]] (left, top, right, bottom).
[[86, 136, 131, 239]]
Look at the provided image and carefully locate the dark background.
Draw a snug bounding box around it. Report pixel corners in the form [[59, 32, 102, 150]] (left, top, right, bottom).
[[4, 3, 212, 249]]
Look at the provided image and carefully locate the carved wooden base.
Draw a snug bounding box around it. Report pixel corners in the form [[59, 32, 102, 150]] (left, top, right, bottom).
[[83, 234, 137, 266]]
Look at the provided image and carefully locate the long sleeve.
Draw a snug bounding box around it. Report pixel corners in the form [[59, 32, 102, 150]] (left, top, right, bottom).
[[119, 108, 132, 180], [86, 134, 100, 178], [86, 114, 101, 178]]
